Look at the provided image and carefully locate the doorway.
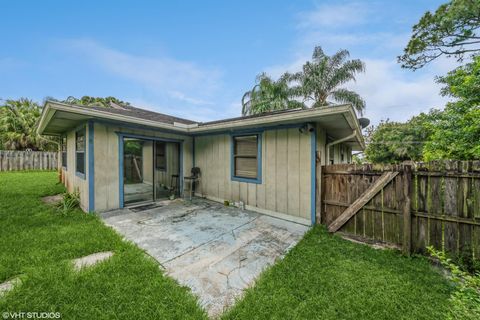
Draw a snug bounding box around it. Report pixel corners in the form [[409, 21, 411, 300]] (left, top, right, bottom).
[[122, 136, 181, 206]]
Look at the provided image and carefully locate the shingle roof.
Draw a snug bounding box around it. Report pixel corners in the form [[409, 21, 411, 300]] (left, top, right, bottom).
[[86, 104, 198, 125]]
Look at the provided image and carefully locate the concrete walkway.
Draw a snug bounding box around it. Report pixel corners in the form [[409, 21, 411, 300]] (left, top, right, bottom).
[[100, 199, 309, 317]]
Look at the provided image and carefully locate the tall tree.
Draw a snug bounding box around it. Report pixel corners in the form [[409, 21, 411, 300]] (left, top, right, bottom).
[[289, 46, 366, 114], [423, 56, 480, 160], [241, 73, 304, 116], [364, 112, 439, 163], [399, 0, 480, 70], [0, 98, 56, 151]]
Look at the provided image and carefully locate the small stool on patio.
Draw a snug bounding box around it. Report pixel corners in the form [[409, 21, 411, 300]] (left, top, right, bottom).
[[183, 167, 200, 200]]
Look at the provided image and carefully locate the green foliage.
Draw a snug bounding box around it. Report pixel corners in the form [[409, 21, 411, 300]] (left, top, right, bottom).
[[399, 0, 480, 70], [364, 112, 439, 163], [0, 98, 57, 151], [241, 46, 366, 116], [423, 56, 480, 160], [59, 96, 131, 108], [223, 226, 451, 319], [367, 56, 480, 162], [428, 247, 480, 320], [0, 96, 131, 152], [290, 46, 366, 114], [241, 73, 304, 116], [56, 190, 80, 216], [0, 171, 207, 319]]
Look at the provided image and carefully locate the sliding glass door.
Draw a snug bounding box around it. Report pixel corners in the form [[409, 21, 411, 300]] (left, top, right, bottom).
[[123, 138, 154, 205], [122, 136, 181, 206]]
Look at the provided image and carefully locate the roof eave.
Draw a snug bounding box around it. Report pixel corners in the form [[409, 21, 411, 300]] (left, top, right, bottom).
[[38, 100, 190, 135]]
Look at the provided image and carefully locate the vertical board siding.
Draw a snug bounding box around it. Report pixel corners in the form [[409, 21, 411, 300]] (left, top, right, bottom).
[[0, 150, 58, 171], [92, 122, 192, 212], [195, 128, 312, 221], [321, 161, 480, 262]]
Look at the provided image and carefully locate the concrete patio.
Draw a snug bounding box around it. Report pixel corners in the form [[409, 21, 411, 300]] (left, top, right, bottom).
[[100, 198, 309, 317]]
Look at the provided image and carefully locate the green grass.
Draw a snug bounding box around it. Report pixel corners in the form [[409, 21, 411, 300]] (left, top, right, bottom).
[[0, 171, 207, 319], [1, 172, 453, 319], [223, 227, 453, 320]]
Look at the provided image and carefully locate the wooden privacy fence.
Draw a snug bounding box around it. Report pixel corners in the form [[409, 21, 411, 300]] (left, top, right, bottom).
[[0, 150, 58, 171], [320, 161, 480, 261]]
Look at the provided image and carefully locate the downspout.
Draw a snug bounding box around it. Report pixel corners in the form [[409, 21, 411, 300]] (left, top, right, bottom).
[[326, 131, 357, 164]]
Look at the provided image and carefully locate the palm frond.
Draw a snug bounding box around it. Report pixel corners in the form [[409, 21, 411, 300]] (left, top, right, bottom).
[[330, 88, 366, 115]]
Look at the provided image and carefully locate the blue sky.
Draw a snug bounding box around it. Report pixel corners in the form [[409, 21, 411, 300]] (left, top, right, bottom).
[[1, 0, 455, 124]]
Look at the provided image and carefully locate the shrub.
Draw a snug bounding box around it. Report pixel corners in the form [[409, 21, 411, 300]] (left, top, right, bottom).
[[428, 247, 480, 320], [56, 190, 80, 215]]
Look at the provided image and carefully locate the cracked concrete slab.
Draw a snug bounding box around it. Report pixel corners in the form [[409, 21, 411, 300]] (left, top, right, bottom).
[[101, 199, 308, 317]]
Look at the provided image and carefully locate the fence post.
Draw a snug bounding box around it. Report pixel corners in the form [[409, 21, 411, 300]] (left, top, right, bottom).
[[403, 164, 412, 255]]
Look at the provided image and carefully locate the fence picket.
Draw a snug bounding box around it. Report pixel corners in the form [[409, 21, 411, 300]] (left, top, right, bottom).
[[0, 151, 58, 171], [320, 160, 479, 262]]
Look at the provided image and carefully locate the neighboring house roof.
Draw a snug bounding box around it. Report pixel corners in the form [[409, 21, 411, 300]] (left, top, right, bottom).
[[37, 100, 366, 150]]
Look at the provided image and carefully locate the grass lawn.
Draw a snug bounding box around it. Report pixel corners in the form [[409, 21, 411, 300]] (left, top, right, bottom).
[[0, 171, 207, 319], [223, 227, 453, 320], [1, 171, 453, 319]]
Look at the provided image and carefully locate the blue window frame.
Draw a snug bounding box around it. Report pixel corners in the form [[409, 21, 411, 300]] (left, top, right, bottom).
[[61, 136, 67, 169], [75, 127, 86, 179], [231, 133, 262, 184]]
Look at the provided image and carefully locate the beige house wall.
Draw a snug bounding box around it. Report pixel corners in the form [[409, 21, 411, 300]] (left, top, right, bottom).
[[194, 127, 314, 224], [60, 125, 90, 211], [92, 122, 192, 212]]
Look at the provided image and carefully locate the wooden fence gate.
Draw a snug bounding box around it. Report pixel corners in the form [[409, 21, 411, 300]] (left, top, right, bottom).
[[320, 161, 480, 261]]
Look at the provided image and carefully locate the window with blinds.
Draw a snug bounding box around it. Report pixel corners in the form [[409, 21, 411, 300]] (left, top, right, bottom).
[[76, 129, 85, 175], [233, 135, 259, 179]]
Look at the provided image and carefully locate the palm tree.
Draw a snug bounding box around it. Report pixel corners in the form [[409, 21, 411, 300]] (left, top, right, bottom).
[[290, 46, 366, 114], [0, 98, 56, 150], [241, 73, 304, 116]]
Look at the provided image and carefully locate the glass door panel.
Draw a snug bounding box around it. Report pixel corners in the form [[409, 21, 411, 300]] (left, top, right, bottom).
[[123, 138, 154, 205], [154, 141, 180, 200]]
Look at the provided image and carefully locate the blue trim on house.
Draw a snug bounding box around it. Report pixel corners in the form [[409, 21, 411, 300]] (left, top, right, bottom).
[[116, 131, 185, 208], [96, 119, 193, 137], [118, 134, 124, 208], [88, 121, 95, 213], [61, 134, 67, 170], [75, 126, 86, 179], [115, 132, 184, 143], [194, 122, 306, 137], [310, 125, 317, 225], [230, 132, 262, 184]]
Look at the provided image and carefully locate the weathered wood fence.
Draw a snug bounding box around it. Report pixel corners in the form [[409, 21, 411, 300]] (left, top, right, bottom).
[[0, 150, 58, 171], [320, 161, 480, 261]]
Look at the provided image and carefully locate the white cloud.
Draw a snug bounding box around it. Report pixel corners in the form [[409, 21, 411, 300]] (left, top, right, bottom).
[[263, 1, 461, 126], [348, 58, 452, 124], [297, 2, 369, 29], [64, 39, 222, 107]]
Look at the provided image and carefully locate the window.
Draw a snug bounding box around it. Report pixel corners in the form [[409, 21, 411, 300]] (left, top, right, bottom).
[[61, 136, 67, 168], [232, 134, 261, 182], [155, 141, 166, 170], [76, 129, 86, 176]]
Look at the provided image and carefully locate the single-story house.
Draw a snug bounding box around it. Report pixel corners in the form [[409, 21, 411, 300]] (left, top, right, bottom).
[[37, 101, 365, 225]]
